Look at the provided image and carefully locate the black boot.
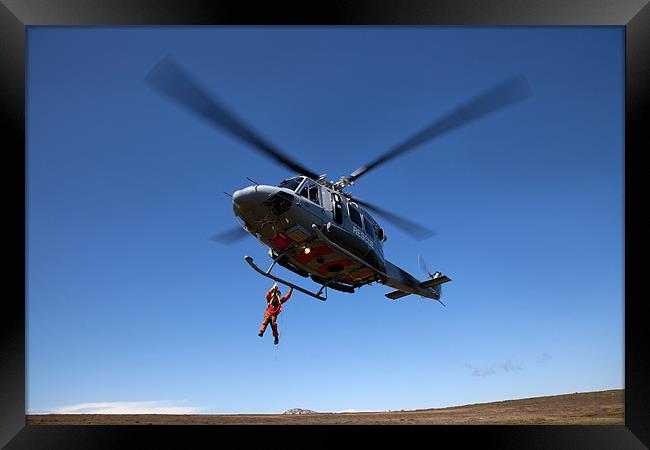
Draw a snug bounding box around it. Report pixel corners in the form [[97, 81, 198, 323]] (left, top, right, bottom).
[[274, 336, 279, 345], [258, 331, 263, 337]]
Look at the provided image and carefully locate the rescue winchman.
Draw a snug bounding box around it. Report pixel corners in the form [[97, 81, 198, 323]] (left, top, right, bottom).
[[258, 283, 293, 345]]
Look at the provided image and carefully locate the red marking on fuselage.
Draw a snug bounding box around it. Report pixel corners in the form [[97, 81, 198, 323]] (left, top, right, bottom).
[[271, 233, 294, 251], [283, 243, 375, 283], [292, 244, 336, 265], [315, 258, 359, 276]]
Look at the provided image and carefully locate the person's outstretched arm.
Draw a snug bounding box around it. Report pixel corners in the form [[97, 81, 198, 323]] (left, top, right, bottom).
[[266, 288, 274, 301], [281, 287, 293, 304]]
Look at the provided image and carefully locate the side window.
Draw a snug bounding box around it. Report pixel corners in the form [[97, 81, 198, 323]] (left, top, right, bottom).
[[348, 204, 362, 228], [299, 181, 320, 205], [332, 193, 343, 224], [308, 184, 320, 205], [363, 217, 375, 239], [298, 182, 310, 200]]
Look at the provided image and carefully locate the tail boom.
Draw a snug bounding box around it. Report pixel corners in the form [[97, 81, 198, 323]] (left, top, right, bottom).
[[383, 260, 450, 301]]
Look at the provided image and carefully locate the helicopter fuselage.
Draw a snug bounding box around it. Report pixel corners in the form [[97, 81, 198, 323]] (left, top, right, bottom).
[[231, 176, 442, 299]]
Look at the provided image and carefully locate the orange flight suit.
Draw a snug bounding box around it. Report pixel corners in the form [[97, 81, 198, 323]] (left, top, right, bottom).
[[259, 286, 293, 339]]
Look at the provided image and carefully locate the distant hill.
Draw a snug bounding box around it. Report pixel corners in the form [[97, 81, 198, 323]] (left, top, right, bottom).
[[283, 408, 316, 415]]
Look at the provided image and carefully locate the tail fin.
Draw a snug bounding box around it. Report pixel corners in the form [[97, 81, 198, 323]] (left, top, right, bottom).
[[418, 256, 450, 300], [419, 271, 450, 300]]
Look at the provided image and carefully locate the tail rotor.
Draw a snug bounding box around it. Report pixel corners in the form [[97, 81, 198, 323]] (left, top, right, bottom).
[[418, 254, 446, 306]]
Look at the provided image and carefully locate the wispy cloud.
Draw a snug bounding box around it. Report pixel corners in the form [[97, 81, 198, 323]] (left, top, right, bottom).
[[37, 400, 205, 415], [471, 366, 496, 377], [537, 352, 552, 363], [467, 358, 523, 377], [500, 360, 522, 371]]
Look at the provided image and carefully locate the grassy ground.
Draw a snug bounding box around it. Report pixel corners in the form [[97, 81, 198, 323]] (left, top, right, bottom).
[[27, 389, 623, 425]]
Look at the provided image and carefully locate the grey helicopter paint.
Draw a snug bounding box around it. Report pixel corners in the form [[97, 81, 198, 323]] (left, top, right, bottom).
[[228, 174, 443, 302], [146, 56, 531, 302]]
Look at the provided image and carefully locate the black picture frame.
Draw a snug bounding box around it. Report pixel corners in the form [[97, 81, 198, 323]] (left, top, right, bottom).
[[2, 1, 647, 448]]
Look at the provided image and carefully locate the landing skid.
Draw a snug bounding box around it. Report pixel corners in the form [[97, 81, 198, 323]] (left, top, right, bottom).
[[244, 255, 327, 301]]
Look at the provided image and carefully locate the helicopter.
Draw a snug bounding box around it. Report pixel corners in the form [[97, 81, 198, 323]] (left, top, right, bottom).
[[146, 56, 531, 303]]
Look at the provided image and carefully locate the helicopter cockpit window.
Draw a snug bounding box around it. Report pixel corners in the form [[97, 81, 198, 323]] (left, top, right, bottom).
[[308, 184, 320, 205], [348, 204, 362, 228], [278, 177, 303, 192], [298, 180, 320, 205], [298, 183, 309, 199], [376, 227, 386, 241]]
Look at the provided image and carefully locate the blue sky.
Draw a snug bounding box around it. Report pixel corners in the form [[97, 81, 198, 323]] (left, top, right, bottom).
[[27, 27, 623, 414]]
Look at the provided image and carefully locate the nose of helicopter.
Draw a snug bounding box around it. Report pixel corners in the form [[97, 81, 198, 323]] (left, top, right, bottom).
[[232, 184, 297, 235], [232, 185, 283, 223], [233, 185, 271, 209]]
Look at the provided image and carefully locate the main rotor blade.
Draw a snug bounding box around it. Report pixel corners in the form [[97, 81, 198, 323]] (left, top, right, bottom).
[[348, 75, 532, 182], [209, 226, 249, 245], [350, 196, 436, 241], [146, 56, 320, 180]]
